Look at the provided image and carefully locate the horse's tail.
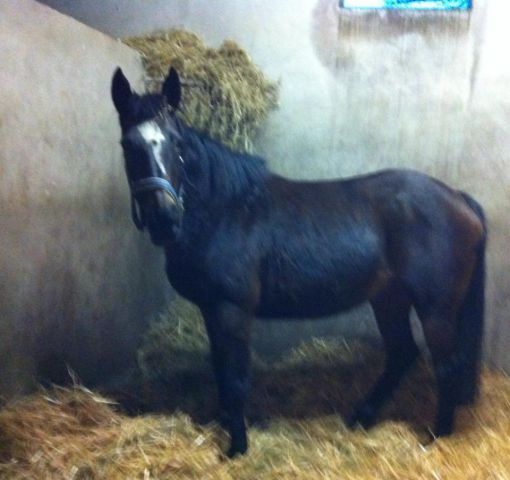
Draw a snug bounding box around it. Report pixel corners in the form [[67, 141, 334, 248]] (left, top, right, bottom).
[[456, 192, 487, 405]]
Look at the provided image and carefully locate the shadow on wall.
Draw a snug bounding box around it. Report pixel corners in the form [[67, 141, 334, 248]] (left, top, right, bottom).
[[0, 0, 178, 399], [303, 0, 477, 180], [0, 193, 168, 395]]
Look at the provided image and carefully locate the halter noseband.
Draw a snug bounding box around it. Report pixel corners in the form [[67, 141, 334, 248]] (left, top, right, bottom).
[[129, 171, 184, 231]]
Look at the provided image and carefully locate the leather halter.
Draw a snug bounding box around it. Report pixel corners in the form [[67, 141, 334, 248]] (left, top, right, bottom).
[[128, 159, 184, 231]]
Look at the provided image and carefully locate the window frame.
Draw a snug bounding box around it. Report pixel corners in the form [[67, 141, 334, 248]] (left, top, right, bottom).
[[341, 0, 472, 10]]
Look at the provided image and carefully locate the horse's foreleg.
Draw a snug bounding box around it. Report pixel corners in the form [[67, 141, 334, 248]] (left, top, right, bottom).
[[202, 308, 228, 427], [348, 285, 417, 429], [203, 303, 252, 457]]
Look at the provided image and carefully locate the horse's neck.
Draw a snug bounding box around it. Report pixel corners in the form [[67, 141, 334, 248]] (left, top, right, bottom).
[[172, 182, 219, 252], [173, 135, 270, 249], [163, 206, 216, 282]]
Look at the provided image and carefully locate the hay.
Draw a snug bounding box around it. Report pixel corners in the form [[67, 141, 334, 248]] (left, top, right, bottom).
[[136, 296, 263, 387], [137, 297, 208, 378], [0, 385, 120, 479], [123, 30, 279, 152], [2, 339, 510, 479]]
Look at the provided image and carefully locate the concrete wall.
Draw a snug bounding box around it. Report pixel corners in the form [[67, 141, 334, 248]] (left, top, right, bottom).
[[28, 0, 510, 372], [38, 0, 510, 371], [0, 0, 171, 398]]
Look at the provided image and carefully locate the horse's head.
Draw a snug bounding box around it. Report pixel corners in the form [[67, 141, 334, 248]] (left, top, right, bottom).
[[111, 66, 185, 246]]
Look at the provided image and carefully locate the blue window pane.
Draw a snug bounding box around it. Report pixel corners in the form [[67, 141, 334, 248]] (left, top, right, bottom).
[[343, 0, 471, 9]]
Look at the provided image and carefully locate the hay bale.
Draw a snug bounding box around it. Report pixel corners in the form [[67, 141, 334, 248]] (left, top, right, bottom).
[[2, 340, 510, 479], [123, 29, 279, 152], [136, 296, 267, 388], [137, 296, 208, 379]]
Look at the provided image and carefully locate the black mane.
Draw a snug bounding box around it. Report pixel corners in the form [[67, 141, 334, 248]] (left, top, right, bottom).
[[178, 119, 270, 207]]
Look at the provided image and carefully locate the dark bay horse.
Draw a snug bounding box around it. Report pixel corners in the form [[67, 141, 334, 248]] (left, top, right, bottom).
[[111, 66, 486, 457]]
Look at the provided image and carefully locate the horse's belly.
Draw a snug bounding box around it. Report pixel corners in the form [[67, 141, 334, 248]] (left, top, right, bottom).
[[256, 262, 383, 319], [255, 286, 366, 319], [255, 218, 387, 319]]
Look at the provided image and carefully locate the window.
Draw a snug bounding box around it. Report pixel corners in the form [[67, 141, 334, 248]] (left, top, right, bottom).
[[342, 0, 471, 9]]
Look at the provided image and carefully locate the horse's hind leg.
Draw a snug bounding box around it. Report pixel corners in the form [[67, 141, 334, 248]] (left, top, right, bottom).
[[347, 283, 419, 429], [417, 305, 464, 437]]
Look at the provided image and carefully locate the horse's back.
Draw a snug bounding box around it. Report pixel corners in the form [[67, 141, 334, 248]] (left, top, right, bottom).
[[345, 168, 484, 245], [257, 169, 484, 318], [268, 168, 482, 245]]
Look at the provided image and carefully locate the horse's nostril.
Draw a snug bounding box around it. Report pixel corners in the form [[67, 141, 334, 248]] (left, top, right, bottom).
[[163, 191, 177, 205]]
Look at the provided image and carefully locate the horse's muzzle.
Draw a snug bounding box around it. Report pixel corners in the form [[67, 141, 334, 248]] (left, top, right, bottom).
[[130, 177, 183, 209], [129, 176, 184, 242]]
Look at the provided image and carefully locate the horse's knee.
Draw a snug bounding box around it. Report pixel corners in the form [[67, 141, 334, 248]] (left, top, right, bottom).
[[217, 303, 251, 339], [420, 312, 455, 357], [223, 375, 250, 410]]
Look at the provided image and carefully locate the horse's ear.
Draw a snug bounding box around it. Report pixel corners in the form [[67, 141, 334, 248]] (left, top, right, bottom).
[[111, 67, 132, 114], [162, 67, 181, 110]]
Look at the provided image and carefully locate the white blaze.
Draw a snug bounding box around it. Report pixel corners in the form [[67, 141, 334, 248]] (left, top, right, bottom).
[[138, 121, 167, 175]]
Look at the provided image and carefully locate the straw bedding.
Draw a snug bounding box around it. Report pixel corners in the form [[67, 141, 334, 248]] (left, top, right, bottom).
[[1, 336, 510, 479], [123, 30, 279, 153], [5, 25, 504, 480]]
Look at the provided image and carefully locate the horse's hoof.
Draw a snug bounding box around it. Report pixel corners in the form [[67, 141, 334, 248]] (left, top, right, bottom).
[[226, 441, 248, 458], [248, 413, 270, 430], [420, 429, 436, 445], [433, 423, 453, 438], [456, 385, 479, 406], [346, 404, 377, 430], [252, 418, 270, 430]]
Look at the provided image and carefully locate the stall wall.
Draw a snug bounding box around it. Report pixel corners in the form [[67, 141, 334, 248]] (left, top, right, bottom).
[[32, 0, 510, 371], [0, 0, 170, 398]]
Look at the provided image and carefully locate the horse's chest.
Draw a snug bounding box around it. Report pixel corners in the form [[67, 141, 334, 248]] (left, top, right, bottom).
[[164, 253, 214, 306]]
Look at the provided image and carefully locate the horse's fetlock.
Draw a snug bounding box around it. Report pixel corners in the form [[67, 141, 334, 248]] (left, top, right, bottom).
[[435, 354, 463, 381], [347, 402, 378, 430]]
